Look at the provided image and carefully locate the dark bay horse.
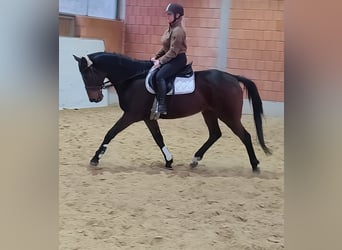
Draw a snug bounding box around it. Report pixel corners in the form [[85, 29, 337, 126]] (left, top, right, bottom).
[[73, 52, 271, 173]]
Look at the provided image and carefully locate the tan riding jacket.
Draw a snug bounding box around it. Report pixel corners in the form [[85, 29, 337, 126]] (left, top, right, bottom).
[[155, 17, 187, 65]]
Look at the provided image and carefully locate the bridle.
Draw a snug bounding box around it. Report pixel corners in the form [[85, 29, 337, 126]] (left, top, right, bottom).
[[83, 78, 112, 90], [81, 54, 152, 90], [81, 55, 112, 91]]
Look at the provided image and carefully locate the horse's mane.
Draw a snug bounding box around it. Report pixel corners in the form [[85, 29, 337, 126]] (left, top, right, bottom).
[[88, 51, 150, 65], [87, 51, 153, 84]]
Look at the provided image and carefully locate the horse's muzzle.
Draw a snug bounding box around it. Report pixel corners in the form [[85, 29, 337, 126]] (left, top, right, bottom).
[[88, 91, 103, 103], [90, 96, 103, 102]]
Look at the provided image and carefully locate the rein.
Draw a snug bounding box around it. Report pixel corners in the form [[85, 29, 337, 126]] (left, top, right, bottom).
[[100, 70, 150, 90], [84, 53, 152, 90], [118, 70, 149, 85]]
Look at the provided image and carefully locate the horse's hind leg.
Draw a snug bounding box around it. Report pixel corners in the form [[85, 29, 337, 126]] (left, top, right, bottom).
[[144, 119, 173, 169], [191, 111, 222, 168], [220, 118, 260, 173]]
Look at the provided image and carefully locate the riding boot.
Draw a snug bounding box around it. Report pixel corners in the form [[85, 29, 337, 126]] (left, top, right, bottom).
[[156, 79, 167, 114]]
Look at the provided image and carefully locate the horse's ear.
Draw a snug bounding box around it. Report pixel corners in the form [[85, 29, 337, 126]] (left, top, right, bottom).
[[73, 55, 81, 62], [73, 55, 87, 70], [75, 57, 88, 71]]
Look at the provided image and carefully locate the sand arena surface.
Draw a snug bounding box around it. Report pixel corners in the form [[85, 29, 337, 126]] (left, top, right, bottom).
[[59, 105, 284, 249]]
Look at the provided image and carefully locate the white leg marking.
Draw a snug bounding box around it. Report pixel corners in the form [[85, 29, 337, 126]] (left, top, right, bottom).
[[192, 156, 201, 163], [99, 144, 108, 158], [190, 156, 201, 168], [162, 146, 172, 161]]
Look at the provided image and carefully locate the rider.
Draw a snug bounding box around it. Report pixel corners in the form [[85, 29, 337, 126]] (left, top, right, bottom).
[[151, 3, 187, 115]]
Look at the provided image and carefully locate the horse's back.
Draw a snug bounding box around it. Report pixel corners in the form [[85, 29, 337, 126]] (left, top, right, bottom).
[[193, 69, 244, 113], [195, 69, 241, 87], [194, 69, 242, 94]]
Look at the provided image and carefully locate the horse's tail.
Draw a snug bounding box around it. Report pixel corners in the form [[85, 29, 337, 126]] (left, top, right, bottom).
[[234, 75, 272, 155]]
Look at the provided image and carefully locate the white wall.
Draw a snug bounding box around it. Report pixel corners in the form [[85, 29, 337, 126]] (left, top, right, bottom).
[[242, 99, 284, 117], [59, 37, 109, 109], [59, 0, 117, 19]]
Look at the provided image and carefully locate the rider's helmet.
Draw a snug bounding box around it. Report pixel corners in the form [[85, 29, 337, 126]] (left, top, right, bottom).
[[165, 3, 184, 18]]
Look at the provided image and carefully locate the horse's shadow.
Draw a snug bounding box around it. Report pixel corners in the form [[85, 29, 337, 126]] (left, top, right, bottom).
[[86, 161, 282, 180]]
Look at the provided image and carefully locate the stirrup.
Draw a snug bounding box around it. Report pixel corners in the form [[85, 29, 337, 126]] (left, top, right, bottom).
[[150, 111, 160, 120], [149, 101, 167, 120], [156, 103, 167, 115], [156, 109, 167, 115], [150, 98, 159, 120]]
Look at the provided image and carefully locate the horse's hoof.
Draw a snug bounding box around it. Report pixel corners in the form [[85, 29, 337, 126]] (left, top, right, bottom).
[[90, 159, 99, 166], [252, 167, 260, 174], [190, 156, 201, 168], [165, 159, 173, 169], [190, 161, 198, 168], [165, 163, 173, 170]]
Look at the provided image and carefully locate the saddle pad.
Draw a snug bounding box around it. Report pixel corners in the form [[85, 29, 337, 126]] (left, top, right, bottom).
[[145, 68, 195, 95]]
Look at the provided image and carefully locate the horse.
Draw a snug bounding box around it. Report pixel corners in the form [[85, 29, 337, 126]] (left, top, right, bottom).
[[73, 52, 271, 173]]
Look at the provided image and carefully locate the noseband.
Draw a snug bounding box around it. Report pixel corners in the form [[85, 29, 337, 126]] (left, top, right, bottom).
[[85, 80, 111, 90], [84, 79, 111, 91]]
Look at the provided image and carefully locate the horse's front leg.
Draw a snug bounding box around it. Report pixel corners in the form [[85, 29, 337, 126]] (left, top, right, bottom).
[[90, 113, 135, 166], [144, 119, 173, 169]]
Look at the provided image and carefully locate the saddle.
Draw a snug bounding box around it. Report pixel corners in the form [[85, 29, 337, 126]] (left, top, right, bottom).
[[145, 63, 195, 95]]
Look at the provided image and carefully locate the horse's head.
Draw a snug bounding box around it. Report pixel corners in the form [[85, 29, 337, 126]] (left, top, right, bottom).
[[73, 55, 107, 103]]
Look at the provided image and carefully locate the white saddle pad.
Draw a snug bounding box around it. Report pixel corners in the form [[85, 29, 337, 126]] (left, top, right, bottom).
[[145, 68, 195, 95]]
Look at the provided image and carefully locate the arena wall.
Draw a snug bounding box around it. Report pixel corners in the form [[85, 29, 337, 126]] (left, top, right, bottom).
[[59, 37, 108, 109], [124, 0, 284, 103], [59, 0, 284, 114]]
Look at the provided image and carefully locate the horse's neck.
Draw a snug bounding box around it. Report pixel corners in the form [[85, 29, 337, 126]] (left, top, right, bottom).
[[105, 54, 151, 80], [119, 56, 151, 74]]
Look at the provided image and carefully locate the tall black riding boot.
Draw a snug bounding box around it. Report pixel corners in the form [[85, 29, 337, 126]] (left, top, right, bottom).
[[156, 79, 168, 114]]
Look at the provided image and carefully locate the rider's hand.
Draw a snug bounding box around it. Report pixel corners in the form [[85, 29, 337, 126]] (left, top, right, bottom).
[[153, 59, 161, 69]]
